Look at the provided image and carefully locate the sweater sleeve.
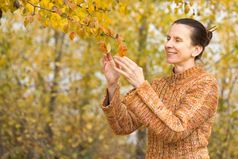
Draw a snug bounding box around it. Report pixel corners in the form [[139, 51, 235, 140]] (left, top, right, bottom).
[[130, 76, 218, 143], [100, 84, 142, 135]]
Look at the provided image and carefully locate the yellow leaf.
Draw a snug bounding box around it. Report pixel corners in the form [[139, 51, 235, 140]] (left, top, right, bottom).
[[106, 43, 111, 53], [25, 3, 34, 13]]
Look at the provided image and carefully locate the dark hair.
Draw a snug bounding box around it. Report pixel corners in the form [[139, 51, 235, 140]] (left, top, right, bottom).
[[173, 18, 215, 61]]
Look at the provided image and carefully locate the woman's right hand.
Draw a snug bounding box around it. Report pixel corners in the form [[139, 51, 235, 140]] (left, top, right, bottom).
[[102, 53, 120, 86]]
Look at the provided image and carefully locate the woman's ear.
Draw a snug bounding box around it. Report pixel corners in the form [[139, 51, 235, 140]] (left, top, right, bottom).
[[192, 45, 203, 57]]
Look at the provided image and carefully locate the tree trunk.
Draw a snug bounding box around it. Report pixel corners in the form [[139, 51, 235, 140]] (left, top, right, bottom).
[[49, 31, 65, 112], [45, 31, 65, 148]]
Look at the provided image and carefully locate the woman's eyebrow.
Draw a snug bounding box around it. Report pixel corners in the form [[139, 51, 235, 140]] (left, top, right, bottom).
[[174, 36, 182, 40], [166, 35, 182, 40]]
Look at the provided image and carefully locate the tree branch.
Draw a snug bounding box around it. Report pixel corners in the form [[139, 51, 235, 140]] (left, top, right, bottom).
[[26, 1, 56, 13]]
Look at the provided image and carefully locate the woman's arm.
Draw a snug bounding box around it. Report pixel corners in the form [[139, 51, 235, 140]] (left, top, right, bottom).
[[129, 75, 218, 143], [101, 84, 142, 135]]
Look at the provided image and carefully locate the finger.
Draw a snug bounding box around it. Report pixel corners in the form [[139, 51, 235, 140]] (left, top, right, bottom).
[[114, 56, 135, 71], [103, 54, 117, 73], [109, 55, 121, 69], [102, 55, 108, 72], [102, 54, 106, 62], [106, 53, 113, 61], [109, 59, 116, 68], [114, 58, 132, 74], [105, 53, 122, 71], [102, 55, 107, 69], [123, 56, 138, 67], [106, 53, 118, 68], [104, 53, 109, 62], [114, 66, 129, 78], [115, 61, 121, 69]]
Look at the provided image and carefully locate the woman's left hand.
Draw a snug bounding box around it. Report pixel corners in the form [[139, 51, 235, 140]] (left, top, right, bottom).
[[113, 55, 145, 88]]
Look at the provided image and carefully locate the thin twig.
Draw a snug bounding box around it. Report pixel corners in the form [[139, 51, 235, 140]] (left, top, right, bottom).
[[26, 1, 56, 13]]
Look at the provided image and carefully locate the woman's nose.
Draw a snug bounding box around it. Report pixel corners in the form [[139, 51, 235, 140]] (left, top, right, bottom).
[[165, 39, 173, 49]]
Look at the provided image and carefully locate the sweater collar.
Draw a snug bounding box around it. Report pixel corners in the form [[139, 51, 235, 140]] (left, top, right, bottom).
[[169, 65, 204, 82]]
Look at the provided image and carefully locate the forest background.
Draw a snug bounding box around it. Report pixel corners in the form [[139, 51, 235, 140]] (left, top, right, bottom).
[[0, 0, 237, 159]]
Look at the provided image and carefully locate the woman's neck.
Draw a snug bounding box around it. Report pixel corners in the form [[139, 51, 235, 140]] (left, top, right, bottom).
[[173, 61, 195, 74]]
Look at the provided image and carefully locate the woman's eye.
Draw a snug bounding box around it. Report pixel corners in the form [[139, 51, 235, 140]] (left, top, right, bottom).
[[167, 37, 170, 41]]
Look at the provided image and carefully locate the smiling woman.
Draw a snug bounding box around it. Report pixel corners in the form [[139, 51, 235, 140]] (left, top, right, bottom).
[[100, 18, 218, 159]]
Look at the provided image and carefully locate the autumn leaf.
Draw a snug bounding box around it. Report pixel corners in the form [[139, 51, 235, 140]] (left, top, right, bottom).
[[118, 44, 127, 57], [184, 3, 190, 14], [63, 24, 69, 33], [106, 43, 111, 52], [24, 15, 34, 27], [99, 41, 113, 54], [69, 32, 76, 40], [99, 41, 107, 53]]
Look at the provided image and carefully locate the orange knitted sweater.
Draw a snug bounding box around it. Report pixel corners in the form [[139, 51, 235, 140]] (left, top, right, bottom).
[[101, 65, 218, 159]]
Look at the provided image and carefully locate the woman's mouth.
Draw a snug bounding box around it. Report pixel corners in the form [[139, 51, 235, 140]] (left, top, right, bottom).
[[167, 52, 177, 55]]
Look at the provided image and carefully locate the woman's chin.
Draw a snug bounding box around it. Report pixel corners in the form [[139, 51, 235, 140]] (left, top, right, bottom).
[[166, 58, 178, 64]]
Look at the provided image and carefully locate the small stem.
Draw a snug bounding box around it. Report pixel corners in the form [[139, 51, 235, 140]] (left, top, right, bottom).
[[26, 1, 56, 13]]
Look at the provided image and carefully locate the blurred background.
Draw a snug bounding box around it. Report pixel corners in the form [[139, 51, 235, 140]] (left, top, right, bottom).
[[0, 0, 237, 159]]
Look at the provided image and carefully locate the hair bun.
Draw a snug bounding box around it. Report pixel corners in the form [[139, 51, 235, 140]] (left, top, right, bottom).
[[205, 26, 217, 46], [207, 31, 213, 40]]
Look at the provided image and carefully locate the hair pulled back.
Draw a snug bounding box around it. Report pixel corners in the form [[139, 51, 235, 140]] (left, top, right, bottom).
[[173, 18, 216, 61]]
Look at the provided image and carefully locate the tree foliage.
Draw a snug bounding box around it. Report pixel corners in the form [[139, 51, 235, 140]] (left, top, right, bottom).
[[0, 0, 238, 159]]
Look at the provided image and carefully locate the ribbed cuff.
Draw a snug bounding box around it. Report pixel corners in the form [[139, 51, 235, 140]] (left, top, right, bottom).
[[101, 84, 120, 116]]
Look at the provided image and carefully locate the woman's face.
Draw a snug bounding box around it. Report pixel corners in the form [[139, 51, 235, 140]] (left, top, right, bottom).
[[164, 24, 197, 65]]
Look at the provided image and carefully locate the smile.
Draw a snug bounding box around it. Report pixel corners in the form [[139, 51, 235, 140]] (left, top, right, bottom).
[[167, 52, 177, 54]]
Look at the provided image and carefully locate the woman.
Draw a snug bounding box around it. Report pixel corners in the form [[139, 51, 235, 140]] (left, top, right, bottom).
[[101, 18, 218, 159]]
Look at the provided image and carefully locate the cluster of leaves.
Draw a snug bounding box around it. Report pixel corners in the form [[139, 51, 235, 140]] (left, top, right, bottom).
[[99, 34, 127, 56], [0, 12, 135, 158], [0, 0, 129, 57]]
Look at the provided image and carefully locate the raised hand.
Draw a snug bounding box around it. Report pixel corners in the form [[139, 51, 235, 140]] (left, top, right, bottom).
[[113, 56, 145, 88], [102, 53, 120, 87]]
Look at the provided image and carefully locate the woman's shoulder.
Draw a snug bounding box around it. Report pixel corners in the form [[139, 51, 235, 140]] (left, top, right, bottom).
[[187, 71, 218, 93], [196, 69, 218, 84]]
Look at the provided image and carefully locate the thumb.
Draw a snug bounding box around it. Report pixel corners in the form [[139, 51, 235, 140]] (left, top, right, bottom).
[[107, 53, 116, 67]]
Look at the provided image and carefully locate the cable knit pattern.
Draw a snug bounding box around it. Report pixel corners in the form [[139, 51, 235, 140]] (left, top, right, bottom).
[[100, 65, 218, 159]]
